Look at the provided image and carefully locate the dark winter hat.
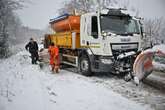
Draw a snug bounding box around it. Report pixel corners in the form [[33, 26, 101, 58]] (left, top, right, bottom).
[[30, 38, 33, 40]]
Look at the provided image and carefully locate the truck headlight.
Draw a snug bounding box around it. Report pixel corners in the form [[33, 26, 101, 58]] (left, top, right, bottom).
[[101, 59, 113, 64]]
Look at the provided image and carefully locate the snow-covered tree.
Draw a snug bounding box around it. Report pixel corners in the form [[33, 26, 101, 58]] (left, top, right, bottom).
[[144, 18, 165, 46], [0, 0, 23, 58]]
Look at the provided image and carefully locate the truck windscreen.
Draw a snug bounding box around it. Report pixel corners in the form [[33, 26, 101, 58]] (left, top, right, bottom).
[[100, 15, 140, 35]]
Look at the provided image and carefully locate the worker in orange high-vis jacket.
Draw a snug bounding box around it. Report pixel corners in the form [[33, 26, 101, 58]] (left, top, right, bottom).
[[48, 42, 60, 73]]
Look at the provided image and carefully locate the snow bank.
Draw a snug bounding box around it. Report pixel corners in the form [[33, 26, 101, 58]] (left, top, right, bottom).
[[0, 50, 151, 110]]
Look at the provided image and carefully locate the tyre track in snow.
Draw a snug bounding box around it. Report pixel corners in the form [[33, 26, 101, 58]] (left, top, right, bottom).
[[143, 71, 165, 91], [64, 67, 165, 110]]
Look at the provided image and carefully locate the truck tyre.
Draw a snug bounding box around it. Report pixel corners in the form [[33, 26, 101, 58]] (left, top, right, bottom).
[[79, 55, 93, 76]]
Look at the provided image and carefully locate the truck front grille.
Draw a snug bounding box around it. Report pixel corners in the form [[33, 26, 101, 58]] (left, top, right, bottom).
[[111, 43, 138, 58]]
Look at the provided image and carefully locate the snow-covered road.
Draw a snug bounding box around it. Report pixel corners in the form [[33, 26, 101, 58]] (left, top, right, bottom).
[[0, 51, 152, 110]]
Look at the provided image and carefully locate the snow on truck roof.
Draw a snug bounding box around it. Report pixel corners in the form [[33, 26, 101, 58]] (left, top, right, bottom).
[[101, 8, 143, 20], [49, 8, 141, 23], [101, 8, 129, 16]]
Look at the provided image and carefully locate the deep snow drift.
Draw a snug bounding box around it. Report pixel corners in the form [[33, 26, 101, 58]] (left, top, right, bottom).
[[0, 50, 152, 110]]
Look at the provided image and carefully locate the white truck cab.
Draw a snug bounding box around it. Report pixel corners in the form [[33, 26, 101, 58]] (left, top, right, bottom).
[[78, 9, 143, 75]]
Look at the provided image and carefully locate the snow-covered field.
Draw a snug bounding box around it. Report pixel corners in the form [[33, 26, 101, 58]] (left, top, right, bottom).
[[0, 50, 153, 110]]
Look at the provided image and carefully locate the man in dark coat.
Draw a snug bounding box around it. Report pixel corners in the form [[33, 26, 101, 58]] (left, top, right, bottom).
[[25, 38, 39, 64]]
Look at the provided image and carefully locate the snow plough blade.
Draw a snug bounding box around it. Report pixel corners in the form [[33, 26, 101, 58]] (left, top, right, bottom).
[[133, 45, 165, 84]]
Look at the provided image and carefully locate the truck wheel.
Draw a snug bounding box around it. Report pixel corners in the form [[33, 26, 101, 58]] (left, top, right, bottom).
[[79, 55, 93, 76]]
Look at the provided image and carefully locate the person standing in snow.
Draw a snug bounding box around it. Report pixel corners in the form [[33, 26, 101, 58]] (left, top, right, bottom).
[[48, 42, 59, 73], [25, 38, 39, 64]]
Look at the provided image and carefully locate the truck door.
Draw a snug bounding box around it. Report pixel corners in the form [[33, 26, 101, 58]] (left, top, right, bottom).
[[80, 15, 102, 55]]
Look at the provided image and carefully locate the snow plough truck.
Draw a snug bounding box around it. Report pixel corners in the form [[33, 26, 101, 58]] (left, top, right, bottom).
[[41, 8, 164, 83]]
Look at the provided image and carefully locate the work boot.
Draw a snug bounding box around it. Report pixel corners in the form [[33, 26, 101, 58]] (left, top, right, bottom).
[[32, 61, 35, 64], [51, 66, 55, 73], [55, 69, 58, 73]]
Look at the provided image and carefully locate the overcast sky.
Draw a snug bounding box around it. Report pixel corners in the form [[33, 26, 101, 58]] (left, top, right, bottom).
[[17, 0, 67, 29], [17, 0, 165, 30]]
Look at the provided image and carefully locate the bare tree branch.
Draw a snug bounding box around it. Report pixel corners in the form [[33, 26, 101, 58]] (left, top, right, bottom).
[[58, 0, 117, 15], [144, 17, 165, 45]]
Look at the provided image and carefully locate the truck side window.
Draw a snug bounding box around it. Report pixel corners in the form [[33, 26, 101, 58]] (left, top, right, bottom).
[[91, 16, 98, 38]]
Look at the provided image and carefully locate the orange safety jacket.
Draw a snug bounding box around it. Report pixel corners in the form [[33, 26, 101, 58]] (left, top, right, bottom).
[[48, 46, 59, 65]]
